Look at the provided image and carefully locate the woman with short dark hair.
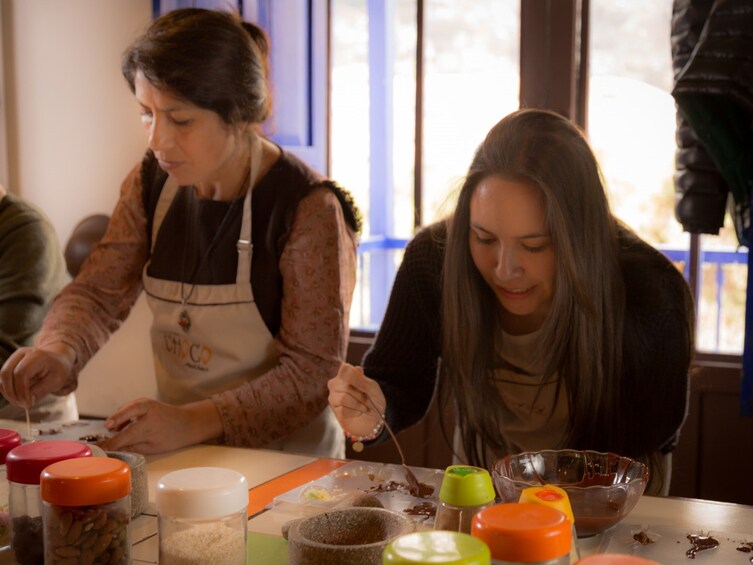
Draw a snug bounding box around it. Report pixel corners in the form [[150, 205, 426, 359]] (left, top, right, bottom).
[[1, 9, 360, 458]]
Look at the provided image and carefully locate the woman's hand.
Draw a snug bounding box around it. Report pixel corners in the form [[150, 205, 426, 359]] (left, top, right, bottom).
[[99, 398, 223, 454], [327, 363, 386, 439], [0, 344, 75, 408]]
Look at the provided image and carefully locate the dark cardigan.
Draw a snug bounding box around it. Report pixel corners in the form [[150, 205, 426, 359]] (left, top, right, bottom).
[[363, 221, 694, 460]]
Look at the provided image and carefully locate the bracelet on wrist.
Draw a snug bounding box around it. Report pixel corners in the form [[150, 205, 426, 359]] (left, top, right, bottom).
[[345, 419, 385, 452]]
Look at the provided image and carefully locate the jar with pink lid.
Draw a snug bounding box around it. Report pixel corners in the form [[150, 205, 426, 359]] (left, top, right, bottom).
[[6, 440, 92, 565], [0, 429, 22, 553]]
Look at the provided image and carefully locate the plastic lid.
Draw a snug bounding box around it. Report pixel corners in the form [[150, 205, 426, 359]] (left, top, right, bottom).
[[6, 441, 93, 485], [471, 503, 571, 561], [577, 555, 661, 564], [41, 457, 130, 506], [0, 429, 22, 463], [438, 465, 496, 507], [156, 467, 248, 519], [518, 484, 575, 525], [382, 531, 491, 564]]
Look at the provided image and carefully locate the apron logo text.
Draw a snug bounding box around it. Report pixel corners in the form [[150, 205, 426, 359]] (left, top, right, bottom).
[[162, 332, 213, 370]]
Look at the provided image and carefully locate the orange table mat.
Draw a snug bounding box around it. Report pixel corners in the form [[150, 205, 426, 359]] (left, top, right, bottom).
[[247, 458, 348, 516]]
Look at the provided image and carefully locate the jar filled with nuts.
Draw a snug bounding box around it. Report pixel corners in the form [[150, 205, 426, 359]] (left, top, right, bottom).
[[6, 440, 92, 565], [40, 457, 131, 565], [156, 467, 249, 565]]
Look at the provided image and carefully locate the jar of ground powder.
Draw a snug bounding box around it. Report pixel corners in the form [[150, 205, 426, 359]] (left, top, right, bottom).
[[40, 457, 131, 564], [156, 466, 249, 565], [6, 440, 92, 565]]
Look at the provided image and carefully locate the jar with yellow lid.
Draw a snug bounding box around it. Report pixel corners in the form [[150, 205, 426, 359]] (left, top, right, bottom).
[[518, 485, 579, 562], [40, 456, 131, 565], [471, 503, 571, 564], [383, 530, 491, 564]]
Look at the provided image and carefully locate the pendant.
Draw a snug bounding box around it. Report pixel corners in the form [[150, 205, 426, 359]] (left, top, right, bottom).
[[178, 309, 191, 333]]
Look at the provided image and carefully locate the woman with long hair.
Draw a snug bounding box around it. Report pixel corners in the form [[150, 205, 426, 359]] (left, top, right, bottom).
[[329, 109, 693, 494]]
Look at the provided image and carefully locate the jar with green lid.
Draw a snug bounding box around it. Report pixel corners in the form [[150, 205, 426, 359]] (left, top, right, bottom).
[[383, 530, 491, 564], [156, 466, 249, 565], [471, 503, 571, 565], [6, 440, 92, 565], [434, 465, 496, 533], [41, 457, 132, 564]]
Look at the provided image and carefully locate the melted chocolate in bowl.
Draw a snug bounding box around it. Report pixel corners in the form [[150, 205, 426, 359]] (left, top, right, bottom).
[[492, 449, 648, 537]]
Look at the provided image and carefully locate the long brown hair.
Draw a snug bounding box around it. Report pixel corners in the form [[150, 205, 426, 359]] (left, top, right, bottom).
[[442, 109, 624, 468]]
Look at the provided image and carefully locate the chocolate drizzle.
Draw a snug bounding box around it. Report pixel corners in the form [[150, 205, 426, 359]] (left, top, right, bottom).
[[404, 501, 436, 517], [686, 534, 719, 559]]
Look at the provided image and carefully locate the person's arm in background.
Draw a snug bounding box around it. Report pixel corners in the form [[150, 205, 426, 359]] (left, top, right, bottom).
[[0, 166, 150, 406], [213, 187, 358, 447], [0, 190, 69, 388]]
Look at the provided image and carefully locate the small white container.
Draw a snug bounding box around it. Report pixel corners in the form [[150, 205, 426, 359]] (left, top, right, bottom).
[[156, 467, 248, 565]]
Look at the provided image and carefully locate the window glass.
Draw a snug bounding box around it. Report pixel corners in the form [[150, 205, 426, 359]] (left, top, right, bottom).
[[588, 1, 746, 354], [422, 0, 519, 226], [332, 0, 519, 328]]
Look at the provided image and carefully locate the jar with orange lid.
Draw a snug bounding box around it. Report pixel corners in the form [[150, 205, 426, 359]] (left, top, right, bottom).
[[40, 456, 131, 565], [6, 440, 92, 565], [471, 503, 571, 564]]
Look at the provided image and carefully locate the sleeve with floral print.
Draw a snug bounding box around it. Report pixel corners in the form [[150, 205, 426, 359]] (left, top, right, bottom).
[[213, 187, 358, 446], [36, 164, 150, 392]]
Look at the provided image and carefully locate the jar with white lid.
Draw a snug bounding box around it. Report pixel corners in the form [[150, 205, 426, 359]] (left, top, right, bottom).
[[0, 429, 22, 553], [156, 466, 249, 565], [6, 440, 92, 565], [41, 457, 131, 564]]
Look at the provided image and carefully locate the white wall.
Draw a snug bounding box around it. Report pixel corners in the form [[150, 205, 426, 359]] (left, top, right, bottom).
[[2, 0, 158, 416]]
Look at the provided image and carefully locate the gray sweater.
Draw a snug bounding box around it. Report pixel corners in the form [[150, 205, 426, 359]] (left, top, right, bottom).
[[0, 188, 69, 414]]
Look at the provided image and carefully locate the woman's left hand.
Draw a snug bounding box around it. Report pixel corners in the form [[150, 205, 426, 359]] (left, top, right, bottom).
[[98, 398, 223, 454]]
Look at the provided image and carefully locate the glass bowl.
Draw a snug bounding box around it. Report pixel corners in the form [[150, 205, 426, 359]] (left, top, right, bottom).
[[491, 449, 648, 537]]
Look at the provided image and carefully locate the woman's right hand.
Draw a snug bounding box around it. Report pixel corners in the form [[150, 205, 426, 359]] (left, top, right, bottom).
[[0, 344, 75, 408], [327, 363, 386, 439]]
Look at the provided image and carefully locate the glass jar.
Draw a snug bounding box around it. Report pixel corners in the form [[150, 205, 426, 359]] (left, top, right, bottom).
[[576, 556, 660, 565], [41, 457, 131, 564], [156, 466, 249, 565], [518, 485, 579, 562], [434, 465, 496, 534], [0, 429, 22, 553], [383, 530, 491, 564], [471, 503, 571, 565], [5, 440, 92, 565]]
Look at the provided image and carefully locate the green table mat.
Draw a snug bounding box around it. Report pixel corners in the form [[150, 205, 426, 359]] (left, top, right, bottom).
[[248, 532, 288, 565]]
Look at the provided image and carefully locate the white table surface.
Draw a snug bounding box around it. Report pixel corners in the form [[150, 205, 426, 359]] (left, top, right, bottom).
[[2, 421, 751, 564]]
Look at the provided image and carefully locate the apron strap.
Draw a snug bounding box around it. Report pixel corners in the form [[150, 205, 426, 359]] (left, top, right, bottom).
[[236, 135, 262, 285]]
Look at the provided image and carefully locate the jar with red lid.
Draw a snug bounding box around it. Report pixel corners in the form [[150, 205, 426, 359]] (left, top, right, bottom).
[[0, 429, 22, 553], [41, 457, 132, 565], [471, 503, 571, 564], [5, 440, 92, 565]]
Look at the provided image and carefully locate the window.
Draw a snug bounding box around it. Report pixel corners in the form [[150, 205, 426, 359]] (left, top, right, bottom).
[[332, 0, 747, 357], [589, 0, 747, 355], [331, 0, 519, 329]]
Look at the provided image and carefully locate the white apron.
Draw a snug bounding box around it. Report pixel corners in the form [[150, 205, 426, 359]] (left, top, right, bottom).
[[142, 170, 343, 458]]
